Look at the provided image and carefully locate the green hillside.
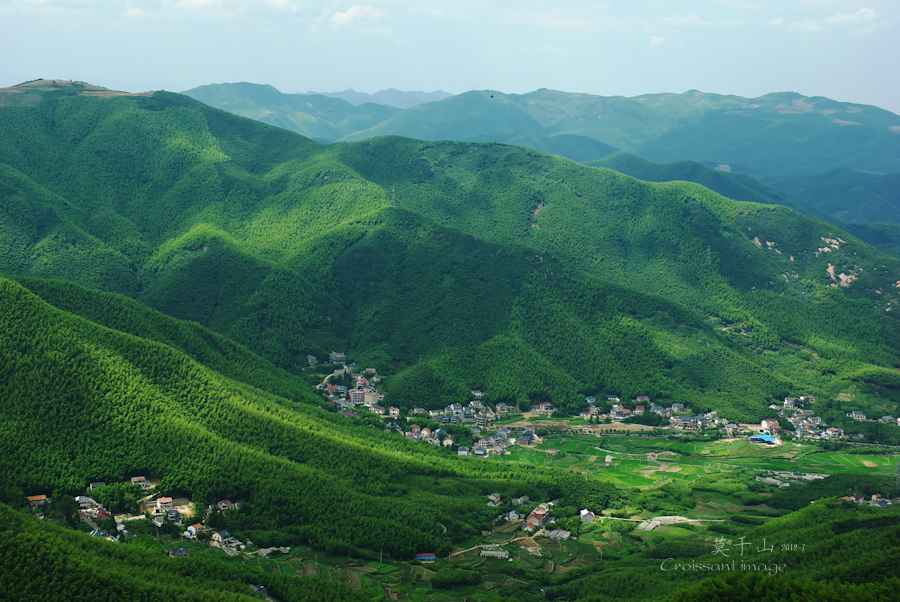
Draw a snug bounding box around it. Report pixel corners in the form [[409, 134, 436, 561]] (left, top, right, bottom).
[[503, 132, 618, 163], [0, 503, 364, 602], [340, 90, 545, 143], [3, 81, 900, 423], [181, 84, 900, 175], [588, 153, 900, 258], [3, 79, 900, 602], [302, 87, 453, 109], [765, 168, 900, 224], [589, 151, 824, 218], [549, 501, 900, 602], [2, 274, 612, 558], [181, 82, 399, 143], [337, 89, 900, 176], [634, 93, 900, 176]]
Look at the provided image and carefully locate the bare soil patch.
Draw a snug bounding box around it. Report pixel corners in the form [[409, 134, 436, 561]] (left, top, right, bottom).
[[81, 90, 154, 97], [347, 571, 362, 589], [593, 423, 655, 432]]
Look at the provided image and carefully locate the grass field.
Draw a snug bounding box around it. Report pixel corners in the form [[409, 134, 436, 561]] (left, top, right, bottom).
[[231, 431, 898, 602]]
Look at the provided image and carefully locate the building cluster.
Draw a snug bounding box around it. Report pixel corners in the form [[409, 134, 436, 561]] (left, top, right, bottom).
[[459, 427, 515, 458], [671, 411, 717, 431], [844, 410, 899, 426], [522, 502, 554, 533], [211, 529, 242, 550], [579, 395, 684, 422], [766, 397, 845, 439], [479, 544, 510, 559], [400, 423, 454, 448], [426, 398, 502, 427], [25, 479, 248, 558], [530, 401, 555, 414], [316, 357, 388, 417], [75, 495, 113, 523], [151, 496, 183, 526], [839, 493, 896, 508]]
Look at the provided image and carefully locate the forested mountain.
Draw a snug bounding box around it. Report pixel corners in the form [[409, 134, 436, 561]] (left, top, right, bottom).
[[301, 88, 453, 109], [0, 504, 365, 602], [550, 500, 900, 602], [3, 78, 900, 601], [181, 82, 900, 257], [180, 84, 900, 176], [588, 152, 900, 258], [3, 80, 900, 424], [2, 274, 613, 558], [338, 88, 900, 176], [589, 152, 825, 218], [181, 82, 400, 143], [765, 169, 900, 225]]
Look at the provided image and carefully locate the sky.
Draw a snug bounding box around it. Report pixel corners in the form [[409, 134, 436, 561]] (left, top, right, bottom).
[[1, 0, 899, 113]]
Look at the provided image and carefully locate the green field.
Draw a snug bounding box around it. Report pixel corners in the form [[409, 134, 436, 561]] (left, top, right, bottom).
[[496, 433, 900, 503]]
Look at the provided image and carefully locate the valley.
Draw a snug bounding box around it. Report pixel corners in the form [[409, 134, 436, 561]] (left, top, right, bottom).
[[44, 426, 895, 602], [1, 79, 900, 601]]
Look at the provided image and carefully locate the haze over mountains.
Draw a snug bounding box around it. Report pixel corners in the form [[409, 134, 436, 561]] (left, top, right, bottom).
[[183, 82, 900, 176], [301, 88, 453, 109], [4, 79, 900, 419], [3, 79, 900, 601], [181, 81, 900, 256]]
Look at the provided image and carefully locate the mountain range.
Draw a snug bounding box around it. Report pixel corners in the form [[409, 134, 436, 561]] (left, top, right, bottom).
[[181, 82, 900, 252], [182, 83, 900, 178], [301, 88, 453, 109], [2, 78, 900, 601], [4, 79, 900, 419]]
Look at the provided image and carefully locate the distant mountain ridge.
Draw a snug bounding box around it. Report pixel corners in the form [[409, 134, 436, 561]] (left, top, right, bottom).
[[340, 88, 900, 176], [181, 82, 398, 143], [588, 152, 900, 257], [4, 80, 900, 602], [764, 169, 900, 224], [302, 88, 453, 109], [4, 84, 900, 425], [185, 83, 900, 177]]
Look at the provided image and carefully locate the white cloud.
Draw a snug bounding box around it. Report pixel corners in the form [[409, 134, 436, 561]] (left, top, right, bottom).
[[649, 35, 665, 46], [661, 13, 711, 27], [712, 0, 766, 9], [765, 17, 784, 26], [121, 6, 147, 18], [407, 0, 443, 18], [826, 8, 873, 26], [787, 18, 824, 32], [331, 5, 384, 27], [364, 24, 394, 36], [502, 6, 622, 32], [787, 7, 882, 35], [0, 0, 105, 16], [826, 7, 880, 33], [408, 6, 442, 18], [174, 0, 222, 9]]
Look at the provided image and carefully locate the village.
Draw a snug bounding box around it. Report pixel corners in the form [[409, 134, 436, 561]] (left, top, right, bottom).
[[309, 353, 883, 456], [22, 477, 258, 559], [17, 355, 899, 579]]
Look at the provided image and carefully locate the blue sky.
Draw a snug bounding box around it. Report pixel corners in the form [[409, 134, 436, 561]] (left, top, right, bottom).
[[1, 0, 898, 113]]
